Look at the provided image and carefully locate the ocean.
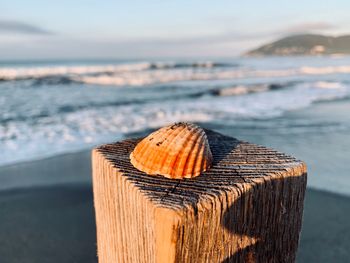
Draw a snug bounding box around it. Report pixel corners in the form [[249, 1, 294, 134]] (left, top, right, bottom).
[[1, 56, 350, 196]]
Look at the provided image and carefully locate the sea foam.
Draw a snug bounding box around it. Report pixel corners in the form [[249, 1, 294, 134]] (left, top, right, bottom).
[[1, 62, 350, 88], [1, 80, 349, 166]]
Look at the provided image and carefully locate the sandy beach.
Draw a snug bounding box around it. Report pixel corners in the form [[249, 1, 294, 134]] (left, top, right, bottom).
[[0, 150, 349, 263]]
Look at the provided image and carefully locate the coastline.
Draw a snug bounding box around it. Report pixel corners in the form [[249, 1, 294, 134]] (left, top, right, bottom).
[[3, 95, 350, 195]]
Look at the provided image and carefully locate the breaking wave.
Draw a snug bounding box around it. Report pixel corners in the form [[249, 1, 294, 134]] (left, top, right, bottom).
[[0, 82, 288, 124], [1, 62, 350, 87], [0, 61, 235, 82], [71, 66, 350, 86]]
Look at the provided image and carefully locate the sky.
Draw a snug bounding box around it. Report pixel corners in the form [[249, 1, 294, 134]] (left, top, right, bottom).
[[1, 0, 350, 60]]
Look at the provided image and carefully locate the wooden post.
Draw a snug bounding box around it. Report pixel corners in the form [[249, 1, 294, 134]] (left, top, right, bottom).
[[92, 129, 307, 263]]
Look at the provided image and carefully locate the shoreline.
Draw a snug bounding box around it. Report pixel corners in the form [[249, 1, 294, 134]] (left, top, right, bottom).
[[1, 141, 349, 199], [1, 97, 350, 195]]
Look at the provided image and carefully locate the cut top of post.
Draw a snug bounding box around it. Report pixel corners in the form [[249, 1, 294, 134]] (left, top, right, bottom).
[[94, 129, 306, 212]]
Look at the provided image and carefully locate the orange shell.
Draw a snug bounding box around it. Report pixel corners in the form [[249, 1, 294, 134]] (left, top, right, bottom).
[[130, 122, 213, 179]]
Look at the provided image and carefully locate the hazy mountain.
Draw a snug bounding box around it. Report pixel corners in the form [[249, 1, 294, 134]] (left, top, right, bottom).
[[246, 34, 350, 56]]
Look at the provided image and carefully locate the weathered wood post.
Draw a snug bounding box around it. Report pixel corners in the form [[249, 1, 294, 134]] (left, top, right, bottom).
[[92, 129, 307, 263]]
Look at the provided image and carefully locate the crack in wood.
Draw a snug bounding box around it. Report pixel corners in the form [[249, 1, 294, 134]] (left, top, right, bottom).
[[160, 179, 181, 202]]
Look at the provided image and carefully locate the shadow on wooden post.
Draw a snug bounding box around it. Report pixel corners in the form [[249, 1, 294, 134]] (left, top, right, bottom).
[[221, 174, 307, 263]]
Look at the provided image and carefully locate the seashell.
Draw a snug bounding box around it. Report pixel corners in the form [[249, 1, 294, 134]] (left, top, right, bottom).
[[130, 122, 213, 179]]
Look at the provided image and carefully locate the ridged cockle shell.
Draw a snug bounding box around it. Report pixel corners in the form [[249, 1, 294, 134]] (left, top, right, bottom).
[[130, 122, 213, 179]]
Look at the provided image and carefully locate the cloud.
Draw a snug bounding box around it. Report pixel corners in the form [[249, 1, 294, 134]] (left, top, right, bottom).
[[131, 23, 337, 48], [109, 31, 271, 47], [0, 20, 53, 35], [284, 22, 337, 34], [0, 30, 276, 59]]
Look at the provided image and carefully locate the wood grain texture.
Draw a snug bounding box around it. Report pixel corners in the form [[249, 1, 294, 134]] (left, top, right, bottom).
[[92, 129, 307, 263]]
